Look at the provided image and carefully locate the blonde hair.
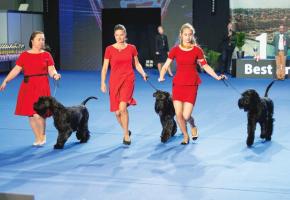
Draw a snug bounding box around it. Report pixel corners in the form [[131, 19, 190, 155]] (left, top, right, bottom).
[[179, 23, 196, 47]]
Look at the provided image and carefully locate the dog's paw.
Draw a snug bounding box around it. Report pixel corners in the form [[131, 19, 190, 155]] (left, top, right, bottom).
[[260, 134, 266, 139], [160, 136, 168, 143], [246, 137, 254, 147], [265, 136, 271, 141], [54, 144, 64, 149], [80, 134, 90, 143], [161, 132, 171, 143]]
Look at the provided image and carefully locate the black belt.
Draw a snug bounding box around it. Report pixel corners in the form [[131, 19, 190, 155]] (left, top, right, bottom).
[[24, 73, 48, 83]]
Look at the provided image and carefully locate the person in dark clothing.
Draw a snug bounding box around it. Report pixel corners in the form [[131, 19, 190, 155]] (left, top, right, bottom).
[[155, 26, 173, 76], [220, 22, 236, 75]]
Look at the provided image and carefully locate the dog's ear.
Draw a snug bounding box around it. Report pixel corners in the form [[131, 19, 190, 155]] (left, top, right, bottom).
[[165, 92, 170, 98]]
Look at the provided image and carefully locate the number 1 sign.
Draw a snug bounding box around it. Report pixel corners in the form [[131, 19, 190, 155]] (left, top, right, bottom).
[[255, 33, 267, 59]]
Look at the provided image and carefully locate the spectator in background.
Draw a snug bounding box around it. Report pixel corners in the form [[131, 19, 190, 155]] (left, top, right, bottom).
[[272, 25, 289, 80], [220, 22, 236, 75], [155, 26, 173, 77]]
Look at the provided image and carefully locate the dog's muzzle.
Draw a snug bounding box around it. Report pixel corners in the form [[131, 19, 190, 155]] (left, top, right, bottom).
[[238, 98, 250, 111], [238, 98, 244, 109]]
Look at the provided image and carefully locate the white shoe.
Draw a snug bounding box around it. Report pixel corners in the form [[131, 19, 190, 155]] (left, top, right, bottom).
[[39, 140, 46, 146], [39, 135, 46, 145], [32, 142, 40, 146]]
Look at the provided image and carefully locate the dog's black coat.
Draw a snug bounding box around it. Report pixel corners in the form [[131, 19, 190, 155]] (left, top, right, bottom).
[[34, 96, 97, 149], [153, 90, 177, 143], [238, 81, 275, 147]]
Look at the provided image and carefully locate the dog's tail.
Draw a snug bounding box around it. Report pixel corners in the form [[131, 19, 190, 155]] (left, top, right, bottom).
[[81, 96, 98, 105], [264, 80, 275, 97]]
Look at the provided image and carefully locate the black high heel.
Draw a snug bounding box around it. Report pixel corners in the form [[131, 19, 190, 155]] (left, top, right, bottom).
[[123, 130, 132, 145], [191, 127, 198, 140], [123, 138, 131, 145]]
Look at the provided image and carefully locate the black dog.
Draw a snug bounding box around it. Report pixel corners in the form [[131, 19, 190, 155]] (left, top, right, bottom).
[[153, 90, 177, 143], [238, 81, 275, 147], [34, 96, 97, 149]]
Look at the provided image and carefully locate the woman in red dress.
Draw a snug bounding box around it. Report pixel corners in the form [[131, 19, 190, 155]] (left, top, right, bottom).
[[101, 24, 147, 145], [159, 23, 226, 145], [0, 31, 61, 146]]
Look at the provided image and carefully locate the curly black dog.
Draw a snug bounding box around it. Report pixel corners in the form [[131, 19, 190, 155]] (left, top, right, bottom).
[[238, 81, 275, 147], [153, 90, 177, 143], [34, 96, 97, 149]]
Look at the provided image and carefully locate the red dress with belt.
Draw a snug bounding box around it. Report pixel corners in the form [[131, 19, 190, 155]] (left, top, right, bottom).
[[104, 44, 138, 112], [15, 51, 54, 116], [168, 45, 207, 105]]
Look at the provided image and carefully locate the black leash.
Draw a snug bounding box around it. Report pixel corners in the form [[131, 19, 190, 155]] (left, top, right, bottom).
[[222, 78, 241, 95], [145, 75, 159, 91], [53, 79, 59, 97], [147, 79, 159, 91]]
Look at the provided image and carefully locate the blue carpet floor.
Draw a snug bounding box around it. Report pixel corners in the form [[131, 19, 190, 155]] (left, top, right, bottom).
[[0, 69, 290, 200]]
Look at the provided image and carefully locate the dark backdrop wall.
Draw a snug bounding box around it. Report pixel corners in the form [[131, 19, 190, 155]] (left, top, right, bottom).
[[102, 8, 160, 65], [43, 0, 60, 68], [59, 0, 192, 71], [193, 0, 230, 51]]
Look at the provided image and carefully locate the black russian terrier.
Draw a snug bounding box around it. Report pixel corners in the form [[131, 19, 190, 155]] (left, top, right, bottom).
[[238, 81, 275, 147], [153, 90, 177, 143], [34, 96, 97, 149]]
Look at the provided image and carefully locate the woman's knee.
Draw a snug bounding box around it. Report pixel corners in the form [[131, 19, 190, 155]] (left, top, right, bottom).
[[115, 110, 121, 117], [118, 104, 128, 114], [183, 114, 191, 121], [175, 112, 184, 121]]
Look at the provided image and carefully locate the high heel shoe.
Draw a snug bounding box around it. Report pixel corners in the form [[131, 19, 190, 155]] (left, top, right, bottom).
[[191, 127, 198, 140], [181, 136, 189, 145], [39, 134, 46, 145], [123, 131, 131, 145], [39, 140, 46, 146], [123, 137, 131, 145], [32, 142, 40, 146], [123, 138, 131, 145]]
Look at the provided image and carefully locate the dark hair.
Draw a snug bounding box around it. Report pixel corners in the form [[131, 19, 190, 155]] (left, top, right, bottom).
[[114, 24, 126, 33], [29, 31, 44, 48]]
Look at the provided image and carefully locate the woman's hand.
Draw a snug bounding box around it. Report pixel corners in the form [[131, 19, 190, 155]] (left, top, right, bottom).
[[143, 73, 148, 81], [0, 81, 7, 91], [216, 74, 227, 80], [53, 73, 61, 80], [101, 82, 107, 93]]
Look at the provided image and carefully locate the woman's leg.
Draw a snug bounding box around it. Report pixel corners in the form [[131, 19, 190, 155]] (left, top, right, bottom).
[[183, 102, 198, 138], [29, 116, 41, 144], [173, 101, 189, 143], [182, 102, 194, 123], [157, 63, 162, 72], [115, 110, 123, 128], [118, 101, 130, 141], [34, 114, 46, 143], [29, 114, 46, 144]]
